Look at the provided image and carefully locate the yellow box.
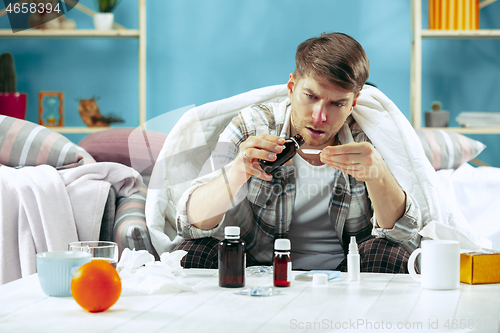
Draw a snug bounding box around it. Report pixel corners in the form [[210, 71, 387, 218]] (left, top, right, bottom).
[[460, 251, 500, 284]]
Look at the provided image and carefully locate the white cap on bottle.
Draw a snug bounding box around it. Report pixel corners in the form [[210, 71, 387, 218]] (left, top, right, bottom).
[[349, 236, 358, 254], [224, 226, 240, 238], [274, 238, 291, 251], [312, 273, 328, 286]]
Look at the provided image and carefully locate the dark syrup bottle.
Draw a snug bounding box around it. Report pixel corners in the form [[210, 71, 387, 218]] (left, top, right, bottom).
[[259, 134, 305, 174], [273, 238, 292, 287], [218, 226, 245, 288]]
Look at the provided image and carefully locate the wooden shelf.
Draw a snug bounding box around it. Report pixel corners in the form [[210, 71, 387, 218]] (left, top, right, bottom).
[[415, 127, 500, 134], [421, 29, 500, 39], [48, 126, 135, 134], [411, 0, 500, 133], [0, 29, 140, 39], [0, 0, 147, 130]]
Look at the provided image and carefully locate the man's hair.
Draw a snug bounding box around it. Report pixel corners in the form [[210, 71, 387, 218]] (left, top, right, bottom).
[[294, 32, 370, 94]]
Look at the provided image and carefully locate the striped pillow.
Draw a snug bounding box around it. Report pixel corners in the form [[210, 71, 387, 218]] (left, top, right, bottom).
[[113, 185, 159, 260], [0, 115, 95, 168], [415, 129, 486, 170]]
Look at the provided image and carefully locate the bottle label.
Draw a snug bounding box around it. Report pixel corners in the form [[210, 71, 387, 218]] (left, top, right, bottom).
[[287, 261, 292, 282]]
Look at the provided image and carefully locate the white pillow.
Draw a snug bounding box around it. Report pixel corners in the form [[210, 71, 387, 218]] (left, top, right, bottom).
[[436, 163, 500, 250]]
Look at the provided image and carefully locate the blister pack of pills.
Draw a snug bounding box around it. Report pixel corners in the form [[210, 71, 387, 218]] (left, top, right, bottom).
[[234, 287, 283, 297]]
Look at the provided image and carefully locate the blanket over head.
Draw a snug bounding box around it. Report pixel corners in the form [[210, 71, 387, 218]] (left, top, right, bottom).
[[146, 84, 491, 255], [0, 162, 142, 285]]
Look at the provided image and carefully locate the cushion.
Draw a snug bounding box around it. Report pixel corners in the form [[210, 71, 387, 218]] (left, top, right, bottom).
[[113, 185, 159, 260], [415, 129, 486, 170], [0, 115, 95, 168], [78, 128, 167, 176]]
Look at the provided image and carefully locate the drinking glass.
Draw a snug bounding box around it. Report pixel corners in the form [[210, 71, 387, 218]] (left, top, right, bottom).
[[68, 241, 118, 267]]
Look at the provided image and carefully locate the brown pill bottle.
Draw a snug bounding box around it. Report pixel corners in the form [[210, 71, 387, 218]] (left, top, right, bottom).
[[259, 134, 305, 174], [218, 226, 245, 288]]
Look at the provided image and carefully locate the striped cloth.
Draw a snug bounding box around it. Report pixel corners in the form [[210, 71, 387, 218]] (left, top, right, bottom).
[[173, 237, 220, 269], [114, 185, 159, 260], [415, 129, 485, 170], [0, 115, 95, 168]]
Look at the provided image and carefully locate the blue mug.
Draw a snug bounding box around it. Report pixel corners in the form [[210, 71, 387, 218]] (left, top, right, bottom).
[[36, 251, 92, 297]]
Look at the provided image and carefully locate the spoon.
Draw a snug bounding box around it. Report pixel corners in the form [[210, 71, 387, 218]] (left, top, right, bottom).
[[301, 149, 322, 155]]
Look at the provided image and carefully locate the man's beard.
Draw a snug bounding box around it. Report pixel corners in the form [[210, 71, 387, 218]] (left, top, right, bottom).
[[290, 107, 338, 147]]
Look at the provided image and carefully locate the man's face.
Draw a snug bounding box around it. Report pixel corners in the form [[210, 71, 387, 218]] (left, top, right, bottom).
[[288, 73, 359, 148]]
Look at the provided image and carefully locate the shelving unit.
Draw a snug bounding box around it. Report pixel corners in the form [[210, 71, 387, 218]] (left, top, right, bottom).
[[410, 0, 500, 134], [0, 0, 146, 134], [0, 29, 140, 38]]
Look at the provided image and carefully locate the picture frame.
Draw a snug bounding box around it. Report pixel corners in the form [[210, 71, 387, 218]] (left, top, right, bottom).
[[38, 91, 64, 127]]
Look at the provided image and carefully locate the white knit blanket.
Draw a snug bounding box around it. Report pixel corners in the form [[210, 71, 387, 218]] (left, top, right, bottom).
[[146, 84, 490, 255], [0, 162, 142, 285]]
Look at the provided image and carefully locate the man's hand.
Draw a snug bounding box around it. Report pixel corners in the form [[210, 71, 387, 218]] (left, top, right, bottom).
[[232, 134, 285, 183], [186, 134, 285, 230], [320, 141, 406, 229], [319, 142, 389, 182]]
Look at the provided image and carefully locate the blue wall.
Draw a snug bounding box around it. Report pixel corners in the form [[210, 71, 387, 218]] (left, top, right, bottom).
[[1, 0, 499, 166]]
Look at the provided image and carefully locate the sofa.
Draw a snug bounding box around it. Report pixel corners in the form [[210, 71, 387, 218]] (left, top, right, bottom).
[[0, 115, 167, 284]]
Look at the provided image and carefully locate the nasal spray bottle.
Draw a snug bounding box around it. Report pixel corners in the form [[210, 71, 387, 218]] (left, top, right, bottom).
[[347, 236, 360, 281]]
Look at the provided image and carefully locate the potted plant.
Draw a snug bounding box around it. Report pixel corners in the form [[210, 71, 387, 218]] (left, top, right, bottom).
[[0, 52, 27, 120], [425, 101, 449, 127], [93, 0, 121, 31]]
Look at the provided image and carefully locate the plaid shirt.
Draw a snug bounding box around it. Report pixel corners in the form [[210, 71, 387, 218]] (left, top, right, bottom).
[[177, 100, 421, 265]]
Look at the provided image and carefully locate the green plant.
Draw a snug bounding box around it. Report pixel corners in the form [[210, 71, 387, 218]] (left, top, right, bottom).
[[94, 0, 121, 13], [0, 52, 16, 93], [431, 101, 442, 112]]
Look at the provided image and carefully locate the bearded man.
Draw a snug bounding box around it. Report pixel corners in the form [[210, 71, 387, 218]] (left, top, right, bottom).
[[174, 32, 420, 273]]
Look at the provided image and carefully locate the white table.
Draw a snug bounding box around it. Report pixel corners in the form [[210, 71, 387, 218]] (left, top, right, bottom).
[[0, 269, 499, 333]]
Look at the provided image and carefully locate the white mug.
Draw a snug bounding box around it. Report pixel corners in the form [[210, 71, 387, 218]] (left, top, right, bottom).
[[408, 240, 460, 290]]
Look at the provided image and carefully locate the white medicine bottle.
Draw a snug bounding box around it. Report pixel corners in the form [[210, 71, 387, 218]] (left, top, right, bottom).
[[347, 236, 360, 281]]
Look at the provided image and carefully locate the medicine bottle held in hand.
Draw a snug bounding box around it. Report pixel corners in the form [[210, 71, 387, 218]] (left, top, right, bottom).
[[347, 236, 360, 281], [273, 238, 292, 287], [259, 134, 305, 174], [219, 226, 245, 288]]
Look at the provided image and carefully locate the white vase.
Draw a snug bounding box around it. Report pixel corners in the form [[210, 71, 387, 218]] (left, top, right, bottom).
[[93, 13, 114, 31]]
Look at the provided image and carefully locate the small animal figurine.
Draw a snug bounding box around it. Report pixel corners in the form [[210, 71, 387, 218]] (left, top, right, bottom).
[[27, 0, 76, 30], [77, 97, 124, 127]]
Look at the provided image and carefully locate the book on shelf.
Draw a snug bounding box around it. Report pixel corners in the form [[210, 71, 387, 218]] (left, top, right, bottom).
[[428, 0, 479, 30], [456, 112, 500, 127]]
